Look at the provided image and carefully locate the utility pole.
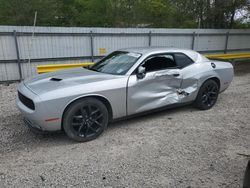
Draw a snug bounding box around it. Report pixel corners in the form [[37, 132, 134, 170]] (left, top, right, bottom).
[[27, 11, 37, 77]]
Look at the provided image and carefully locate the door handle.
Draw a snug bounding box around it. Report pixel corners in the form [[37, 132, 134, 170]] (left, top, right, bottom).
[[155, 73, 180, 77], [155, 73, 166, 77], [172, 73, 180, 77]]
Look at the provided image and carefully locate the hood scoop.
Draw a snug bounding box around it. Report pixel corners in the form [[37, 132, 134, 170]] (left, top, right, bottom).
[[50, 77, 62, 81]]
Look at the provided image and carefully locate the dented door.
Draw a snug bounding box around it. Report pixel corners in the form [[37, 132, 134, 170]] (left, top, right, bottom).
[[127, 69, 182, 115]]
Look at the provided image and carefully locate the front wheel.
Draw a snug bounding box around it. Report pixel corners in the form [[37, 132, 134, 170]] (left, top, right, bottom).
[[194, 79, 219, 110], [63, 98, 109, 142]]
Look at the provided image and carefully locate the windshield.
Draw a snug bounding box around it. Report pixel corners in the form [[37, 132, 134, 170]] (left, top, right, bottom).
[[89, 51, 141, 75]]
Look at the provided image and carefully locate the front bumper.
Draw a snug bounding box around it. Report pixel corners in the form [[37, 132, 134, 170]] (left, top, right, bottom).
[[23, 118, 46, 133], [16, 82, 61, 131]]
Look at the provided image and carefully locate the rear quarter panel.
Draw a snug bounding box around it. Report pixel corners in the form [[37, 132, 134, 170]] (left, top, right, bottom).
[[180, 60, 233, 103], [212, 60, 234, 92]]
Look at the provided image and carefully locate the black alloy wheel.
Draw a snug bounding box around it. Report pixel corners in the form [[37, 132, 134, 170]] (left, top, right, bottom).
[[195, 79, 219, 110], [63, 98, 108, 142]]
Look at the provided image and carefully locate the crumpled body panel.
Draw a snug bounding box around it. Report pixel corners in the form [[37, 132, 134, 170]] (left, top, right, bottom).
[[127, 68, 196, 115], [127, 60, 233, 116], [127, 63, 211, 115]]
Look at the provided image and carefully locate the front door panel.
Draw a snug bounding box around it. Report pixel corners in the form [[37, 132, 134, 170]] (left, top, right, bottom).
[[127, 69, 182, 115]]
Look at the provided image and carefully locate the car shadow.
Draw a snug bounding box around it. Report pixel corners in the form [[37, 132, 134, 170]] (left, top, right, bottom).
[[108, 104, 197, 130], [2, 104, 196, 153], [29, 104, 196, 141]]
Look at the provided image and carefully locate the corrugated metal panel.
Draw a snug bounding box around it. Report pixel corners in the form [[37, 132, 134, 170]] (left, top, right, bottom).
[[93, 36, 148, 56], [0, 26, 250, 81], [0, 63, 8, 81], [0, 63, 19, 81], [0, 35, 16, 60], [227, 35, 250, 50], [0, 26, 249, 34], [18, 35, 91, 59], [195, 35, 226, 51], [151, 36, 192, 49]]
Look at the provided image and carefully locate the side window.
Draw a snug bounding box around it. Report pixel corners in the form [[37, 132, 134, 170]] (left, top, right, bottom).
[[174, 53, 194, 68], [144, 54, 177, 72]]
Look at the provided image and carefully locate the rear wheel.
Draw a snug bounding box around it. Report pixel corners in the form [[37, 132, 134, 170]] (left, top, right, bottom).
[[63, 98, 108, 142], [194, 79, 219, 110]]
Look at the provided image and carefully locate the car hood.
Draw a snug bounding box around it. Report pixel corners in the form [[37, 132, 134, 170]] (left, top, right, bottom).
[[24, 68, 120, 95]]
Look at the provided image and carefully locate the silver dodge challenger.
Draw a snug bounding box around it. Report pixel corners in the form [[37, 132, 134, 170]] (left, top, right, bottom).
[[17, 48, 234, 142]]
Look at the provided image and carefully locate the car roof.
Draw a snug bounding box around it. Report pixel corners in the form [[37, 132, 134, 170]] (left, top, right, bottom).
[[120, 47, 208, 62], [121, 47, 193, 55]]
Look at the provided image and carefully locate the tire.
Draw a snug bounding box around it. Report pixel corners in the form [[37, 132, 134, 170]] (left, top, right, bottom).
[[194, 79, 219, 110], [243, 160, 250, 188], [63, 98, 109, 142]]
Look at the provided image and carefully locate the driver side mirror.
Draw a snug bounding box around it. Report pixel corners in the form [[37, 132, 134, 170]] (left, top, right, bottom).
[[137, 66, 146, 79]]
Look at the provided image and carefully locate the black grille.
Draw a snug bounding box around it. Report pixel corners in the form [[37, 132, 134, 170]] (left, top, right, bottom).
[[18, 91, 35, 110]]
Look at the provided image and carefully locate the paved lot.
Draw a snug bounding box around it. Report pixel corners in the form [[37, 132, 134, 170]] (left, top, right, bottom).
[[0, 63, 250, 187]]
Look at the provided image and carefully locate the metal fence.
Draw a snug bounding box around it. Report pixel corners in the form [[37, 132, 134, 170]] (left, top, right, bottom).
[[0, 26, 250, 82]]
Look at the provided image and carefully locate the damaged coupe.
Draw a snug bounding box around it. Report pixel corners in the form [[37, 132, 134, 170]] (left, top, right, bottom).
[[16, 48, 234, 142]]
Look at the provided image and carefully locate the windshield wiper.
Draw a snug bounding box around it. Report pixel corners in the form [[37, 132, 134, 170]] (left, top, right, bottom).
[[88, 67, 100, 72]]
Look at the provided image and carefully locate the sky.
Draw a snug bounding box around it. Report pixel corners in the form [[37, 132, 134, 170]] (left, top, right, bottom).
[[235, 7, 250, 23]]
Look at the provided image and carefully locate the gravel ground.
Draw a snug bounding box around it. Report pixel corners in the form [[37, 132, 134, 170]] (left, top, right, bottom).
[[0, 63, 250, 188]]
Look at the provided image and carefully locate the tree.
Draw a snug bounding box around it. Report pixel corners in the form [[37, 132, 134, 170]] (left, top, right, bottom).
[[0, 0, 61, 26], [0, 0, 249, 28]]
